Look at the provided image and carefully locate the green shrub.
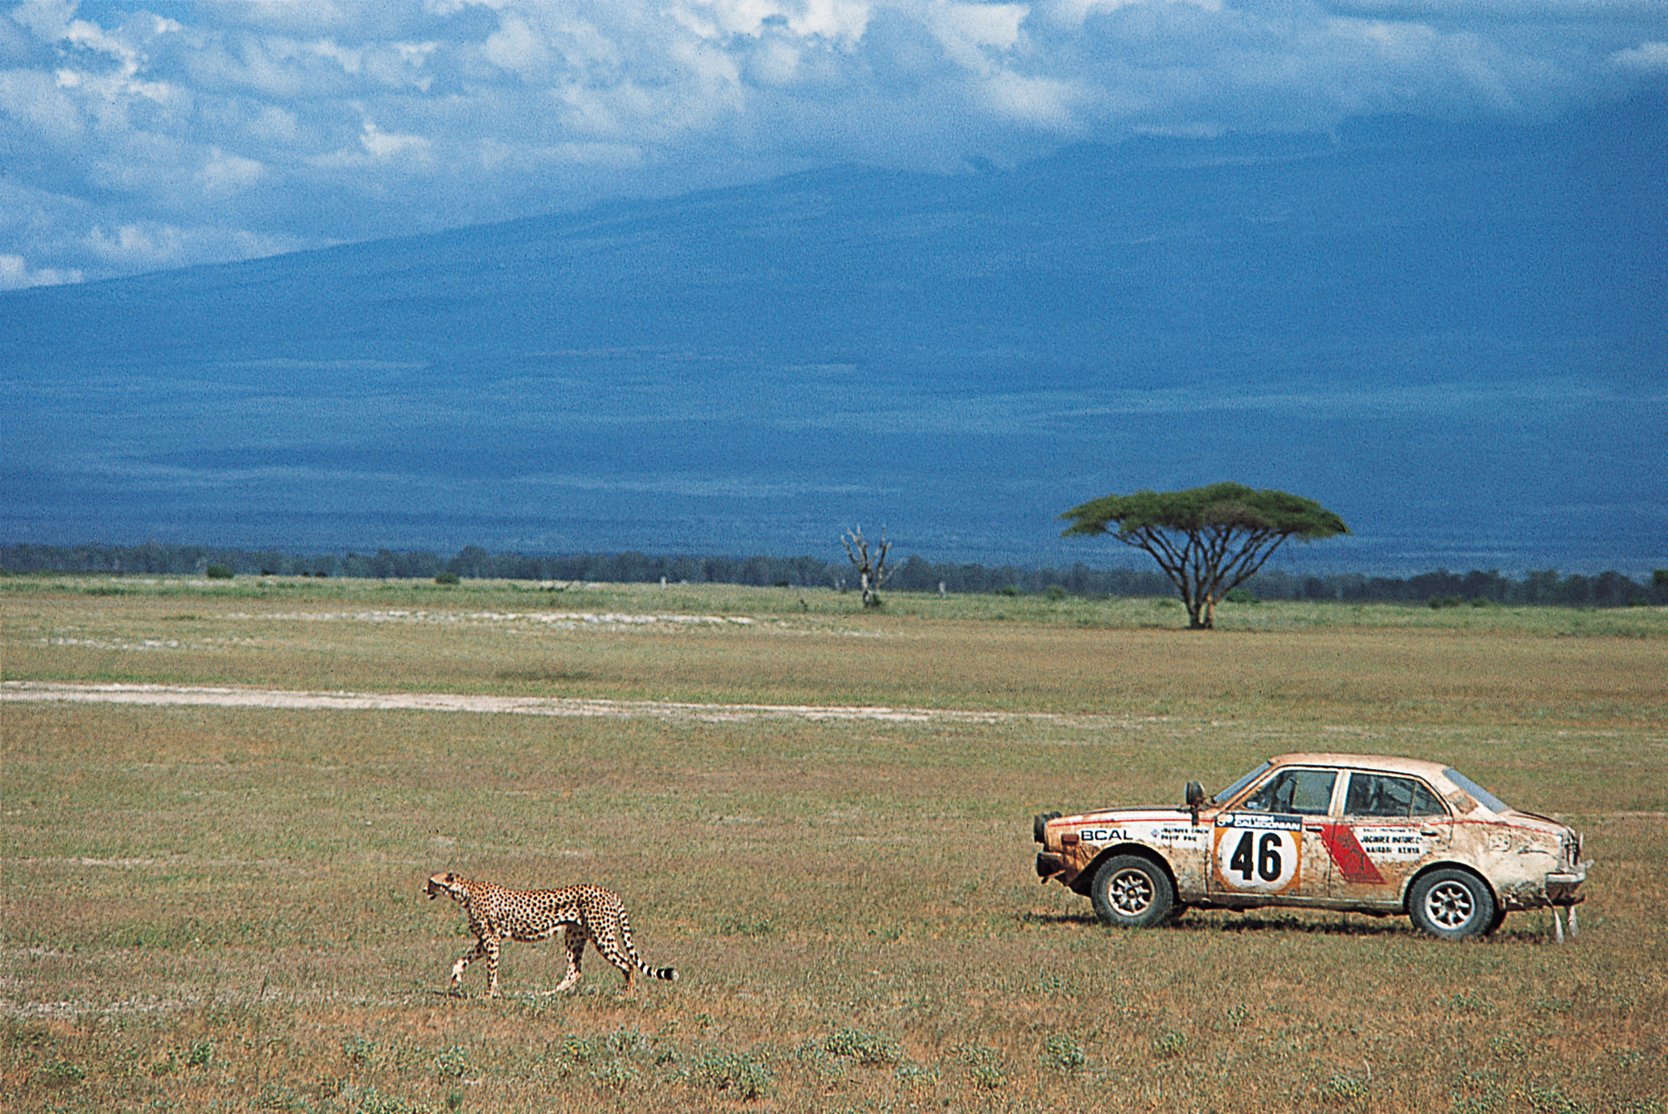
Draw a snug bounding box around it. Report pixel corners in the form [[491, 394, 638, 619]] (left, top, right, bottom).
[[205, 564, 234, 579], [686, 1049, 772, 1099], [1150, 1031, 1187, 1060], [954, 1043, 1007, 1090], [1319, 1069, 1371, 1108], [823, 1027, 902, 1065], [342, 1035, 376, 1067], [1042, 1034, 1086, 1073], [434, 1045, 469, 1079]]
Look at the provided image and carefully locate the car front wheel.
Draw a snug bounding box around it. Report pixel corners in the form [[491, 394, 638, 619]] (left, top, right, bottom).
[[1408, 868, 1496, 940], [1089, 855, 1175, 928]]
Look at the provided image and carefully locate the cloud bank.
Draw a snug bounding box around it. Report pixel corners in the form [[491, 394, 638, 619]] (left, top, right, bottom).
[[2, 0, 1663, 285]]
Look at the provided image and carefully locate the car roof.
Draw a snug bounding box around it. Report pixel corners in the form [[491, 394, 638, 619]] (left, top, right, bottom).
[[1265, 753, 1453, 781]]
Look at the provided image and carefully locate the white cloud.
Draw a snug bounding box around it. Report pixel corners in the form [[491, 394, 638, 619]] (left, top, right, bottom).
[[0, 67, 85, 141], [1047, 0, 1221, 28], [978, 68, 1080, 126], [0, 252, 83, 289], [926, 2, 1027, 71], [359, 118, 433, 161], [85, 222, 186, 267], [199, 146, 265, 194], [665, 0, 871, 44], [8, 0, 75, 41], [0, 0, 1663, 284], [483, 12, 547, 73], [1613, 41, 1668, 73]]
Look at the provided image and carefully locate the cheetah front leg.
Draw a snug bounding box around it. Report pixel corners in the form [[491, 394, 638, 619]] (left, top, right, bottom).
[[553, 924, 585, 993], [450, 938, 489, 996]]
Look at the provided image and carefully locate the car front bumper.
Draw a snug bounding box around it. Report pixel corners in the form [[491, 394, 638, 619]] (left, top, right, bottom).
[[1545, 866, 1588, 907], [1035, 851, 1069, 883]]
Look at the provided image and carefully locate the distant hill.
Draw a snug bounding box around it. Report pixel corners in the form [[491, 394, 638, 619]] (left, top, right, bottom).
[[3, 98, 1663, 573]]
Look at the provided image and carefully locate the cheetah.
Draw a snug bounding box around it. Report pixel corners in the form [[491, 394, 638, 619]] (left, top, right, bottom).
[[425, 871, 677, 997]]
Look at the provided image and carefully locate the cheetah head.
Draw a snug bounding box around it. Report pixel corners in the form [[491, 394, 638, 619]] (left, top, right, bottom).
[[427, 871, 465, 902]]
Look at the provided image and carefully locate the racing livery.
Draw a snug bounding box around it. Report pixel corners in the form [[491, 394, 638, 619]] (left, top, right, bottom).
[[1033, 753, 1588, 939]]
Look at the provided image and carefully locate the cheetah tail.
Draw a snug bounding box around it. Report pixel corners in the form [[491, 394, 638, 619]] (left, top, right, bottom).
[[619, 909, 677, 982]]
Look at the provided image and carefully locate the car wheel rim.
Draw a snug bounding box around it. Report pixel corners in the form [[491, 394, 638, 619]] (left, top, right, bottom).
[[1425, 881, 1475, 929], [1108, 869, 1153, 916]]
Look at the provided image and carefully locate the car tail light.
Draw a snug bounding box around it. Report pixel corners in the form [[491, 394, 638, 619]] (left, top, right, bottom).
[[1061, 832, 1079, 847]]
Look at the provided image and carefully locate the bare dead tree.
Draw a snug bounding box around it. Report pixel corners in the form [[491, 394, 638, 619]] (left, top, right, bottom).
[[841, 525, 892, 608]]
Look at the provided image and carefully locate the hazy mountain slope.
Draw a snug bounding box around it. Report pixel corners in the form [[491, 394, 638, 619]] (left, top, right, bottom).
[[3, 101, 1662, 571]]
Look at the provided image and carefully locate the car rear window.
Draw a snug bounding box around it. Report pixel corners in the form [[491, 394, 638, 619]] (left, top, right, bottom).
[[1344, 773, 1448, 818]]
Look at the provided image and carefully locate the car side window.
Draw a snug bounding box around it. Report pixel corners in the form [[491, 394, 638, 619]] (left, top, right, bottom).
[[1240, 769, 1337, 816], [1344, 773, 1449, 819]]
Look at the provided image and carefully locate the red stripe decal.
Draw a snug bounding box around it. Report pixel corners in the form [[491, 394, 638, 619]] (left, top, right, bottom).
[[1321, 824, 1384, 884]]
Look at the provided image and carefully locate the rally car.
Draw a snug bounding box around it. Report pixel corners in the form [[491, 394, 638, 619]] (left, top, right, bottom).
[[1033, 754, 1588, 939]]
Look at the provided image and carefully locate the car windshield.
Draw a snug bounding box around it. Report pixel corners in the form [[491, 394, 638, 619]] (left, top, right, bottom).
[[1213, 762, 1270, 805], [1444, 768, 1512, 813]]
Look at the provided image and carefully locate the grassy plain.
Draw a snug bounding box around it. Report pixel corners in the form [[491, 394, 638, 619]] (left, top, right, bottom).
[[3, 576, 1665, 1111]]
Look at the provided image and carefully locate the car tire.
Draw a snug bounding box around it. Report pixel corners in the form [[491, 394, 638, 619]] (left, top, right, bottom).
[[1089, 855, 1174, 929], [1408, 868, 1496, 940]]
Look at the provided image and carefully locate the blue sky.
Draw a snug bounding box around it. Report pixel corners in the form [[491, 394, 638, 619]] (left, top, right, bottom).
[[2, 0, 1665, 289]]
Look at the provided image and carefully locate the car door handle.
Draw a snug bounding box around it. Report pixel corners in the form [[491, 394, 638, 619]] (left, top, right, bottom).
[[1420, 828, 1440, 837], [1304, 825, 1325, 833]]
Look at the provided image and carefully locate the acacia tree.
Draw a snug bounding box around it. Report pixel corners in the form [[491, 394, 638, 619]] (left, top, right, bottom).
[[841, 525, 892, 608], [1061, 483, 1348, 629]]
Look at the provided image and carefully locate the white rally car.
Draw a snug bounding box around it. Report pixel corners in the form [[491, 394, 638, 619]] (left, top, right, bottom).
[[1033, 753, 1588, 939]]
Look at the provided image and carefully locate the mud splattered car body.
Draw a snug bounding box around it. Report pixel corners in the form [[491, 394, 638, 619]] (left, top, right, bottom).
[[1033, 754, 1588, 938]]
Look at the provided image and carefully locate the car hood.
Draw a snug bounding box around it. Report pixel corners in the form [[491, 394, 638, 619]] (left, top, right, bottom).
[[1494, 809, 1578, 838], [1055, 806, 1193, 826]]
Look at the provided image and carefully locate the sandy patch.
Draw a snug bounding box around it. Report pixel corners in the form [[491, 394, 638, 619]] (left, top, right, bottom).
[[1, 680, 1104, 727]]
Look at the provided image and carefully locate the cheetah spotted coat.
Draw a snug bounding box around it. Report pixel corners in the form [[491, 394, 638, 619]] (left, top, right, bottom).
[[426, 871, 677, 997]]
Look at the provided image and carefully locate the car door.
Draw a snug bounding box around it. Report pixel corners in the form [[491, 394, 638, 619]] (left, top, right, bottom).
[[1209, 766, 1339, 902], [1324, 771, 1453, 907]]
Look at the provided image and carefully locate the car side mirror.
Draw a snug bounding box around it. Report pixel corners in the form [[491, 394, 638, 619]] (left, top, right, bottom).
[[1185, 781, 1205, 822]]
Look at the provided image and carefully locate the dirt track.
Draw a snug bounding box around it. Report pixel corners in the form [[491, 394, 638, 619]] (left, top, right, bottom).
[[0, 680, 1104, 727]]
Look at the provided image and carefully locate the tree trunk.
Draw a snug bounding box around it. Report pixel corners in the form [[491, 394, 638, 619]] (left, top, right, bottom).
[[843, 526, 890, 608]]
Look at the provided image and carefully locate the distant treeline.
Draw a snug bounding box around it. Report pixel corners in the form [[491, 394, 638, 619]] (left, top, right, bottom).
[[5, 542, 1665, 608]]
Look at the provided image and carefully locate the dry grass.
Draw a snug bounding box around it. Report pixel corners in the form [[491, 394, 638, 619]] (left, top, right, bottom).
[[3, 578, 1665, 1111]]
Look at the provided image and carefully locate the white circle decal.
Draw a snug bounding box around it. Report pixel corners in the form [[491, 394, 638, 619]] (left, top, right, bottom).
[[1214, 826, 1301, 892]]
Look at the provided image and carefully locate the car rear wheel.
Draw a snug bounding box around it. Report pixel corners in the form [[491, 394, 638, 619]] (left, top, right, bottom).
[[1408, 868, 1495, 940], [1089, 855, 1174, 928]]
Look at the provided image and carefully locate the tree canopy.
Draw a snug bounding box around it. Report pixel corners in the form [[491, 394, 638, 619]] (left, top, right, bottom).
[[1061, 483, 1349, 628]]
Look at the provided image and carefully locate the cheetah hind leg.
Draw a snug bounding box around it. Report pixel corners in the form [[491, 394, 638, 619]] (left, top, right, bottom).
[[554, 924, 585, 993], [483, 938, 502, 999], [593, 922, 639, 993]]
